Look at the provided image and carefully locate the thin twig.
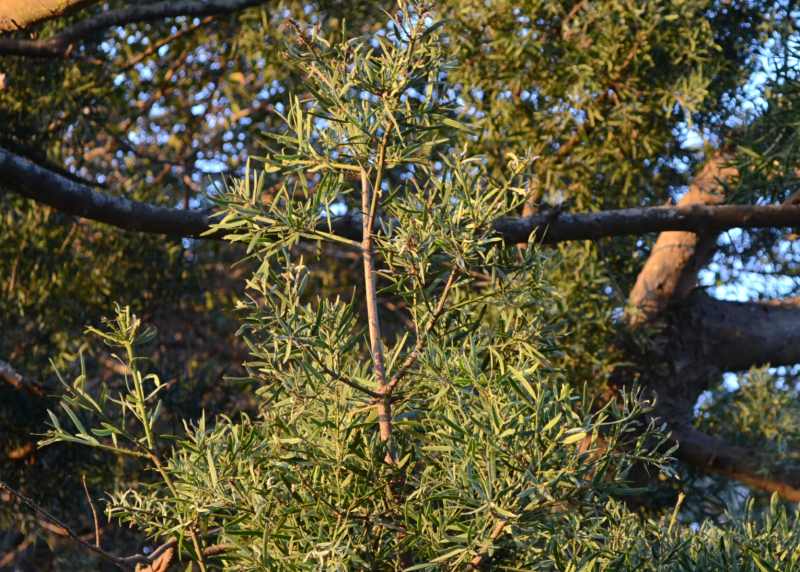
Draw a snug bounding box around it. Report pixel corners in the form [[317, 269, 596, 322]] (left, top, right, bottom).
[[81, 474, 102, 548], [467, 518, 508, 570], [386, 268, 458, 395], [117, 16, 215, 71], [309, 354, 382, 398], [0, 480, 133, 570], [188, 529, 208, 572]]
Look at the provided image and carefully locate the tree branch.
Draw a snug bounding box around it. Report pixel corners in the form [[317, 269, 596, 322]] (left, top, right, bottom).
[[0, 480, 133, 570], [0, 145, 215, 237], [669, 422, 800, 501], [626, 153, 734, 326], [677, 290, 800, 372], [0, 0, 264, 57], [0, 0, 97, 32], [8, 145, 800, 248], [0, 359, 46, 397]]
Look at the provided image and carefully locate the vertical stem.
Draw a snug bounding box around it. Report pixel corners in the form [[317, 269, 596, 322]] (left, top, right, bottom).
[[360, 166, 394, 463]]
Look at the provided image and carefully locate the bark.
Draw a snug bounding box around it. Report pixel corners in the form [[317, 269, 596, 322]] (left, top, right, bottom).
[[0, 146, 215, 237], [677, 290, 800, 372], [618, 153, 800, 502], [0, 0, 263, 57], [670, 422, 800, 502], [0, 0, 96, 32], [626, 153, 735, 326]]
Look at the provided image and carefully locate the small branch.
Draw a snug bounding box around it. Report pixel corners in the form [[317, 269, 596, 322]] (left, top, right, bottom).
[[468, 518, 508, 570], [310, 356, 382, 399], [117, 15, 215, 71], [386, 268, 458, 395], [0, 480, 133, 570], [0, 0, 263, 57], [361, 161, 393, 463]]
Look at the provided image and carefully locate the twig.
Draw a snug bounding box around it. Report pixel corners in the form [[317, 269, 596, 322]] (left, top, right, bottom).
[[386, 268, 458, 395], [0, 480, 133, 570], [309, 354, 382, 399], [188, 529, 208, 572], [467, 518, 508, 570], [117, 16, 215, 71], [81, 474, 102, 548]]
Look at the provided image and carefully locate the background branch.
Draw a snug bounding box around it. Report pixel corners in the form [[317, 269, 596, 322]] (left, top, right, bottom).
[[0, 0, 263, 57]]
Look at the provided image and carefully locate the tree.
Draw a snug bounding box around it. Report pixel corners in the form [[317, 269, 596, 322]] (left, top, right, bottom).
[[2, 0, 800, 569]]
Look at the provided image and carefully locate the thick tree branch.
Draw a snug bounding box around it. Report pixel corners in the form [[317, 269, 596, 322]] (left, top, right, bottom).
[[669, 422, 800, 501], [0, 146, 216, 237], [677, 290, 800, 372], [0, 0, 264, 57], [0, 0, 97, 32], [626, 153, 734, 325]]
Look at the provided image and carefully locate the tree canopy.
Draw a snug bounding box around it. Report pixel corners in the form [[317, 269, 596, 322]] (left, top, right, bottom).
[[3, 1, 800, 569]]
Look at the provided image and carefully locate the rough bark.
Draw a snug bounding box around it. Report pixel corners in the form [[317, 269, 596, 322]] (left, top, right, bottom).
[[0, 0, 263, 57], [0, 0, 96, 32], [619, 153, 800, 502]]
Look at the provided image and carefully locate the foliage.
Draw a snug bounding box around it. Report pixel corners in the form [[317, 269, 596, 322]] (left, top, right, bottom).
[[4, 0, 800, 569], [31, 7, 800, 569]]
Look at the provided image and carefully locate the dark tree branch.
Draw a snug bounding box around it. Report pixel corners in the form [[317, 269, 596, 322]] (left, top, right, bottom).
[[0, 0, 264, 57], [669, 422, 800, 502], [490, 202, 800, 243], [0, 146, 216, 237], [677, 290, 800, 372], [8, 146, 800, 246]]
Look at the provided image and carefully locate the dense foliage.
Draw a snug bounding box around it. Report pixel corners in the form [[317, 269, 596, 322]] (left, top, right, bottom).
[[4, 0, 800, 569]]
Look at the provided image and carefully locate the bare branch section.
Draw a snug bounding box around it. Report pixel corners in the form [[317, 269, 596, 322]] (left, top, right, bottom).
[[492, 202, 800, 243], [0, 0, 97, 32], [6, 146, 800, 245], [0, 0, 263, 57], [0, 359, 46, 397]]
